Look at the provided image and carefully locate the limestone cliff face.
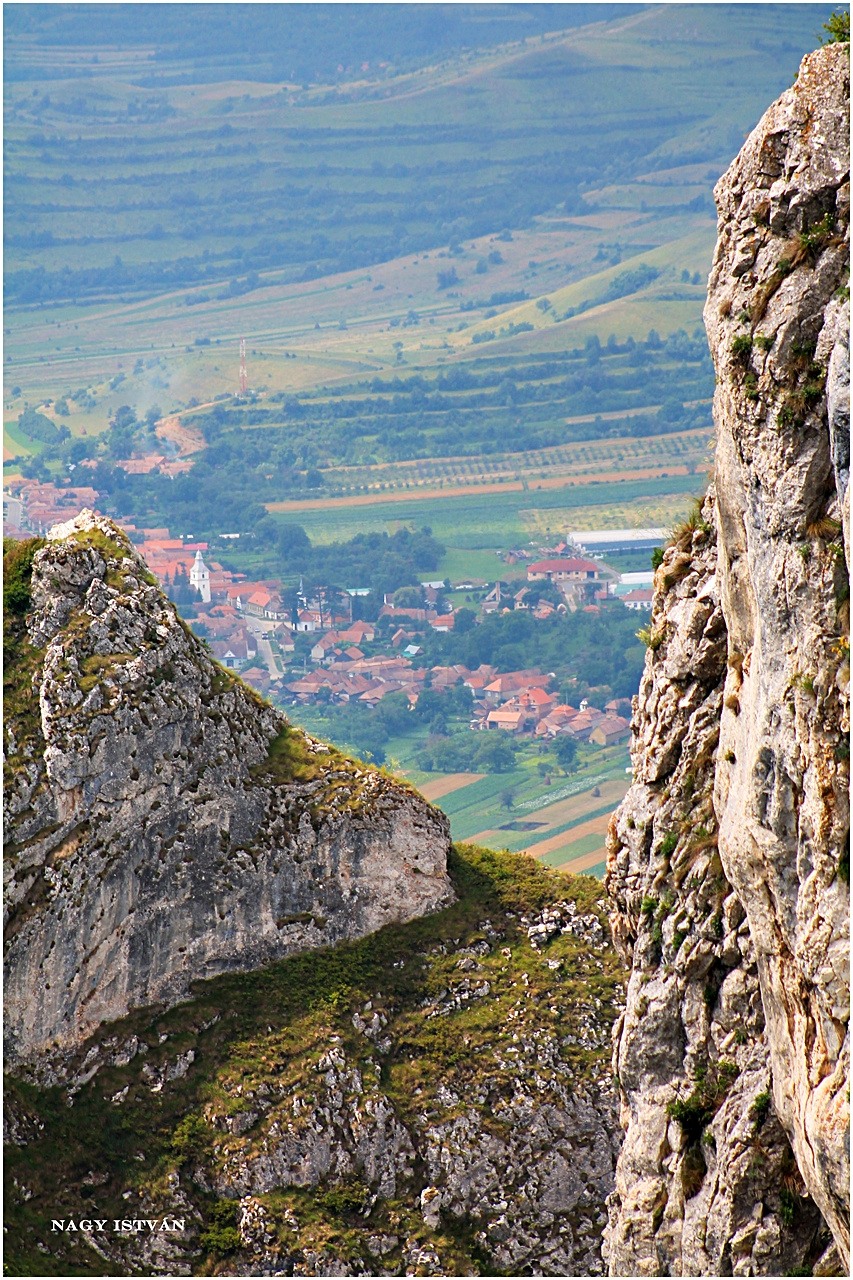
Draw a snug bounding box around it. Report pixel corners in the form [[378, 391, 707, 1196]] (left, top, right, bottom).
[[606, 42, 849, 1278], [3, 512, 453, 1071]]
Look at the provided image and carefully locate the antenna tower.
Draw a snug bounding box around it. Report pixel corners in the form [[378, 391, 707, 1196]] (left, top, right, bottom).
[[239, 337, 248, 395]]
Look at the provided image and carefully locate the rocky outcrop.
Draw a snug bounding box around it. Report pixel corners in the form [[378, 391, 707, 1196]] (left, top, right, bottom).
[[3, 512, 453, 1071], [705, 40, 850, 1265], [604, 500, 827, 1277], [605, 41, 849, 1278], [4, 853, 626, 1277], [212, 1025, 617, 1277]]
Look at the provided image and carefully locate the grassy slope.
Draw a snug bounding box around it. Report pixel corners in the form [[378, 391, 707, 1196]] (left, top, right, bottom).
[[4, 845, 625, 1278]]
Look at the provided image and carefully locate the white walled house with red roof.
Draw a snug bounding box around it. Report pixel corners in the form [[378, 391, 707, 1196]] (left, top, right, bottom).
[[527, 557, 601, 584], [621, 588, 654, 611]]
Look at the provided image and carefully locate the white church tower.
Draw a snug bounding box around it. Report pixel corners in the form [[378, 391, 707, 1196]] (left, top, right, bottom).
[[189, 549, 211, 603]]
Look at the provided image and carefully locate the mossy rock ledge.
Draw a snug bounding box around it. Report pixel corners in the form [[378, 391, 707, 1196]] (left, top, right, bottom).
[[3, 510, 454, 1073]]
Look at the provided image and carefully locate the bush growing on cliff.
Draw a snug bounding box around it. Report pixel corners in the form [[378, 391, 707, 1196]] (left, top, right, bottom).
[[750, 1089, 772, 1130], [822, 9, 850, 43], [199, 1201, 240, 1256], [3, 537, 45, 615], [667, 1060, 740, 1141], [730, 334, 753, 362]]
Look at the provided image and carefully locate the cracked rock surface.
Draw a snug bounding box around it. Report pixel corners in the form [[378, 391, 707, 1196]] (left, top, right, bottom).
[[4, 512, 453, 1071], [605, 42, 849, 1278], [4, 856, 625, 1276]]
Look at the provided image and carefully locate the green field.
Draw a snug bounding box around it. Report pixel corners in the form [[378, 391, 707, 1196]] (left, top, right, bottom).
[[266, 473, 704, 548]]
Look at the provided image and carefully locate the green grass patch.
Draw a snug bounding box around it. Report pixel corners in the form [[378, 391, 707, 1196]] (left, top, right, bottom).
[[3, 538, 48, 791]]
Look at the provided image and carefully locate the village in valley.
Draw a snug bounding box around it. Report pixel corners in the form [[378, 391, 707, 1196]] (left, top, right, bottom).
[[5, 473, 654, 753], [4, 416, 670, 874]]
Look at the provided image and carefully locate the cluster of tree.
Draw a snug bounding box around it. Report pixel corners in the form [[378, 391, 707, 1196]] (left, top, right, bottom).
[[415, 729, 518, 775], [257, 523, 445, 606], [460, 288, 528, 311], [600, 263, 660, 304], [177, 330, 712, 473], [298, 682, 474, 766], [102, 404, 161, 459], [471, 321, 535, 343], [15, 407, 68, 444]]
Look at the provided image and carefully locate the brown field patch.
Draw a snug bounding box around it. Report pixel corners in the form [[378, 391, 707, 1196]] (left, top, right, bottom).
[[418, 772, 486, 802], [156, 414, 205, 457], [526, 811, 612, 860]]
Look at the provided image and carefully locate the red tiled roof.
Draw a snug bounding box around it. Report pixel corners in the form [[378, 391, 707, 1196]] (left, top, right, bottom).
[[521, 687, 553, 705], [595, 714, 630, 732]]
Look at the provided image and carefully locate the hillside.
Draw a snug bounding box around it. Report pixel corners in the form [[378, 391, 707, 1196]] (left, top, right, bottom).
[[3, 5, 816, 311], [6, 839, 624, 1276], [3, 3, 822, 442]]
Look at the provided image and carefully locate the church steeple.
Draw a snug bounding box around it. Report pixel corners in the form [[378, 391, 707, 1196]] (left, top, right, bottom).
[[189, 549, 211, 603]]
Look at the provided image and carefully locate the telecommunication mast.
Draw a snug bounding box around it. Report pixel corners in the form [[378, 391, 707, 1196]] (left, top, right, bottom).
[[239, 337, 248, 395]]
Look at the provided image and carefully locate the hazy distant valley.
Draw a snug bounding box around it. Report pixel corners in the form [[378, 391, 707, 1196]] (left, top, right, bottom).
[[4, 6, 848, 1276]]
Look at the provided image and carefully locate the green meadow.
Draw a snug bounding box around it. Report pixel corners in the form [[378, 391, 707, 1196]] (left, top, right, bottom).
[[266, 473, 704, 548]]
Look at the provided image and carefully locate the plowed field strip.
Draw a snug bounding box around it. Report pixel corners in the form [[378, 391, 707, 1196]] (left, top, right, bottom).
[[551, 847, 609, 875], [517, 778, 628, 831], [527, 812, 611, 859], [266, 465, 691, 512], [418, 772, 486, 802]]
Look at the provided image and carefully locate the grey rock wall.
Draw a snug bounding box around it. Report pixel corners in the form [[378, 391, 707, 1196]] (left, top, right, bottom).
[[4, 512, 453, 1072], [605, 42, 849, 1277], [705, 41, 849, 1266]]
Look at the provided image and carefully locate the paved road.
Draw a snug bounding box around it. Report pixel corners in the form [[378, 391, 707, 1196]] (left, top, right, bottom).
[[246, 620, 283, 677]]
